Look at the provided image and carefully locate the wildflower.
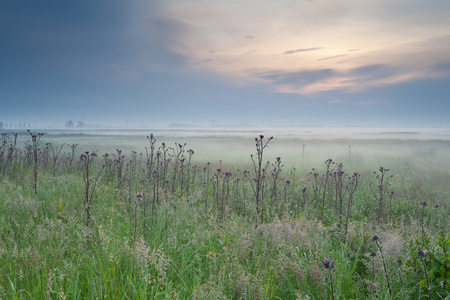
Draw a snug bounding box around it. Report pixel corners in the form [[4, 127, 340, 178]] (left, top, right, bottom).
[[370, 252, 377, 257], [421, 201, 427, 207], [353, 172, 359, 176], [372, 235, 379, 242], [216, 168, 221, 172], [136, 193, 143, 199], [434, 204, 439, 208], [322, 258, 335, 269], [397, 259, 402, 266], [286, 179, 291, 185], [418, 250, 426, 257], [301, 187, 307, 192], [173, 206, 177, 210], [259, 135, 264, 139]]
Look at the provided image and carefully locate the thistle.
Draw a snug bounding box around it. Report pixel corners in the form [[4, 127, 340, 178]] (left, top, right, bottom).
[[322, 258, 335, 300], [373, 235, 392, 297]]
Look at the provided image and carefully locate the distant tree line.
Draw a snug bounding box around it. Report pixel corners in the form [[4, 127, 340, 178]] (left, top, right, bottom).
[[65, 120, 84, 128], [0, 122, 31, 129]]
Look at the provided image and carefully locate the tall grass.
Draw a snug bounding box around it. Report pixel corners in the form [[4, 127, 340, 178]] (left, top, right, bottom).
[[0, 131, 449, 299]]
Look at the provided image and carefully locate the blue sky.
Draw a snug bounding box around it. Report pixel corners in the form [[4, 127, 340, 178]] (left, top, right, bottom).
[[1, 0, 450, 127]]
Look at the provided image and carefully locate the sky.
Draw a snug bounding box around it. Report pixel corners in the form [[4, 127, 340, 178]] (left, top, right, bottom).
[[1, 0, 450, 128]]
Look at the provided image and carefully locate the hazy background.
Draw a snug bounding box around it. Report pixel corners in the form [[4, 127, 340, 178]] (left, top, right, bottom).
[[1, 0, 450, 128]]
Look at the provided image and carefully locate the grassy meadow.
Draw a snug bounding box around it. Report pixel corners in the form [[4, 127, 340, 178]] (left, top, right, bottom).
[[0, 128, 449, 299]]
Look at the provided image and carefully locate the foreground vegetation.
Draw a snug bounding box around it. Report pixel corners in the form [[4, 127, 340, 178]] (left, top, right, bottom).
[[0, 131, 449, 299]]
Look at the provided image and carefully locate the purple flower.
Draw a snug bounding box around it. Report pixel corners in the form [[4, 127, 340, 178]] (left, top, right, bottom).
[[353, 172, 359, 176], [418, 249, 426, 257], [372, 234, 379, 242], [136, 193, 143, 199], [421, 201, 428, 207], [259, 135, 264, 139], [322, 258, 334, 269], [243, 170, 248, 174], [301, 187, 307, 192], [216, 168, 221, 172], [370, 252, 376, 257], [434, 204, 439, 208], [173, 206, 177, 210], [225, 171, 232, 176], [164, 179, 169, 183], [286, 179, 291, 185]]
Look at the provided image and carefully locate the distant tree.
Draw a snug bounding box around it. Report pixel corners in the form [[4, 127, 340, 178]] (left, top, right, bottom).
[[0, 122, 3, 129], [77, 121, 84, 128], [65, 120, 74, 128]]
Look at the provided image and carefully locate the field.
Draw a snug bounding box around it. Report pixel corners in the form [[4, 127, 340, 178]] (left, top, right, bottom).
[[0, 128, 449, 299]]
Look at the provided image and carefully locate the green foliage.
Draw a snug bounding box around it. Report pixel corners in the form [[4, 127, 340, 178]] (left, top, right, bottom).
[[0, 133, 449, 298]]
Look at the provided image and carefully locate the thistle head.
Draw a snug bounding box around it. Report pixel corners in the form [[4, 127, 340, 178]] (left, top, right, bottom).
[[418, 249, 426, 257], [322, 258, 334, 269]]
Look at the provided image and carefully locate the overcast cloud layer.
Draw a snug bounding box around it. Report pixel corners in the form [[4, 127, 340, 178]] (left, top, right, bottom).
[[1, 0, 449, 127]]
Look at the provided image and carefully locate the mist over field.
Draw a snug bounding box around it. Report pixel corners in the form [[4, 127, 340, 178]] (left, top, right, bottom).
[[9, 127, 450, 162], [6, 126, 450, 190]]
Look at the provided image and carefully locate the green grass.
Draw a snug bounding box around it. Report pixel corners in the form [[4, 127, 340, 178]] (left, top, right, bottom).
[[0, 132, 449, 299]]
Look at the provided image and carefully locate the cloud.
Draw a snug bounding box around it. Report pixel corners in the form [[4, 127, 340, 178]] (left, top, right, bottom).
[[152, 0, 450, 95], [318, 54, 347, 61], [328, 99, 343, 103], [284, 47, 322, 54]]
